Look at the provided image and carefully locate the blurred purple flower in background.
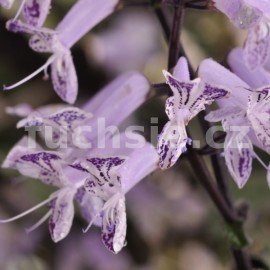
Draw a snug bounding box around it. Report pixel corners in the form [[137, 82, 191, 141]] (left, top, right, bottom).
[[212, 0, 270, 69], [4, 0, 119, 103]]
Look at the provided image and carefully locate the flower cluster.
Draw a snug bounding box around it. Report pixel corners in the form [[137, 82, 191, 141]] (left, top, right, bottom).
[[1, 0, 270, 259]]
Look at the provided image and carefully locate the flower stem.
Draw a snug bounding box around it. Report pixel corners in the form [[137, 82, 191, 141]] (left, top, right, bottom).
[[168, 0, 184, 70]]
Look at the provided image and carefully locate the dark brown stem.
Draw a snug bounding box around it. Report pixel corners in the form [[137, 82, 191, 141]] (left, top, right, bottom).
[[154, 7, 170, 42], [186, 144, 240, 223], [168, 0, 184, 70]]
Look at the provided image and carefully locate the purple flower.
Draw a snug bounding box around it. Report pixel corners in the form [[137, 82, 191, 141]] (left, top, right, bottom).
[[199, 57, 270, 188], [0, 71, 156, 249], [4, 0, 51, 27], [0, 0, 13, 9], [157, 57, 229, 170], [228, 47, 270, 88], [4, 0, 119, 104], [212, 0, 270, 69], [73, 143, 159, 254]]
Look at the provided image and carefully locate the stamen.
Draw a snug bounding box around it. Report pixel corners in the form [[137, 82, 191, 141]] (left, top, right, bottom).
[[3, 55, 56, 91], [253, 151, 269, 170], [26, 210, 52, 233], [82, 195, 117, 233], [82, 211, 101, 233], [13, 0, 26, 21], [0, 192, 58, 223]]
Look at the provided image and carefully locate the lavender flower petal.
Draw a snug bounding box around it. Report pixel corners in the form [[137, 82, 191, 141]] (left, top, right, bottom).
[[3, 149, 68, 187], [244, 20, 270, 70], [23, 0, 51, 27], [84, 157, 126, 197], [224, 133, 253, 188], [199, 58, 249, 106], [101, 194, 126, 254], [247, 87, 270, 153], [51, 53, 78, 104], [0, 0, 13, 9], [57, 0, 119, 48], [213, 0, 263, 29], [205, 107, 243, 122], [49, 188, 76, 242], [228, 47, 270, 88], [75, 188, 103, 226], [173, 56, 190, 80], [118, 142, 159, 193], [157, 119, 188, 170]]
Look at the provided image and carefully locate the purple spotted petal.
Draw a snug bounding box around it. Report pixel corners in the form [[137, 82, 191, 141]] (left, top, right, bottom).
[[47, 107, 92, 128], [247, 87, 270, 153], [83, 157, 126, 198], [0, 0, 13, 9], [51, 53, 78, 104], [2, 136, 41, 169], [49, 188, 76, 242], [165, 96, 175, 120], [224, 133, 253, 188], [17, 107, 91, 148], [163, 70, 229, 121], [101, 194, 126, 254], [213, 0, 262, 29], [244, 20, 270, 70], [29, 32, 57, 53], [188, 82, 229, 119], [228, 48, 270, 88], [205, 107, 243, 123], [6, 150, 68, 187], [157, 119, 188, 170], [6, 19, 36, 34], [163, 70, 200, 112], [23, 0, 51, 27]]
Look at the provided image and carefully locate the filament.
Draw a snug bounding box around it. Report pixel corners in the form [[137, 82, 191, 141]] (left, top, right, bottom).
[[3, 55, 56, 91], [0, 192, 58, 223], [13, 0, 26, 21], [26, 210, 52, 233], [253, 151, 269, 170]]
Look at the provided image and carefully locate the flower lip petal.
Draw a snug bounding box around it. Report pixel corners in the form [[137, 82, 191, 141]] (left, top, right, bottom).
[[49, 187, 76, 242], [205, 106, 243, 123], [101, 194, 126, 254], [243, 20, 270, 70], [224, 133, 253, 188], [213, 0, 263, 29], [157, 119, 188, 170], [51, 53, 78, 104], [0, 0, 14, 9], [23, 0, 51, 27]]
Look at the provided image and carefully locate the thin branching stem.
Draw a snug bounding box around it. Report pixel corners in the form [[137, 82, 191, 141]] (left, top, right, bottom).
[[156, 1, 253, 269]]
